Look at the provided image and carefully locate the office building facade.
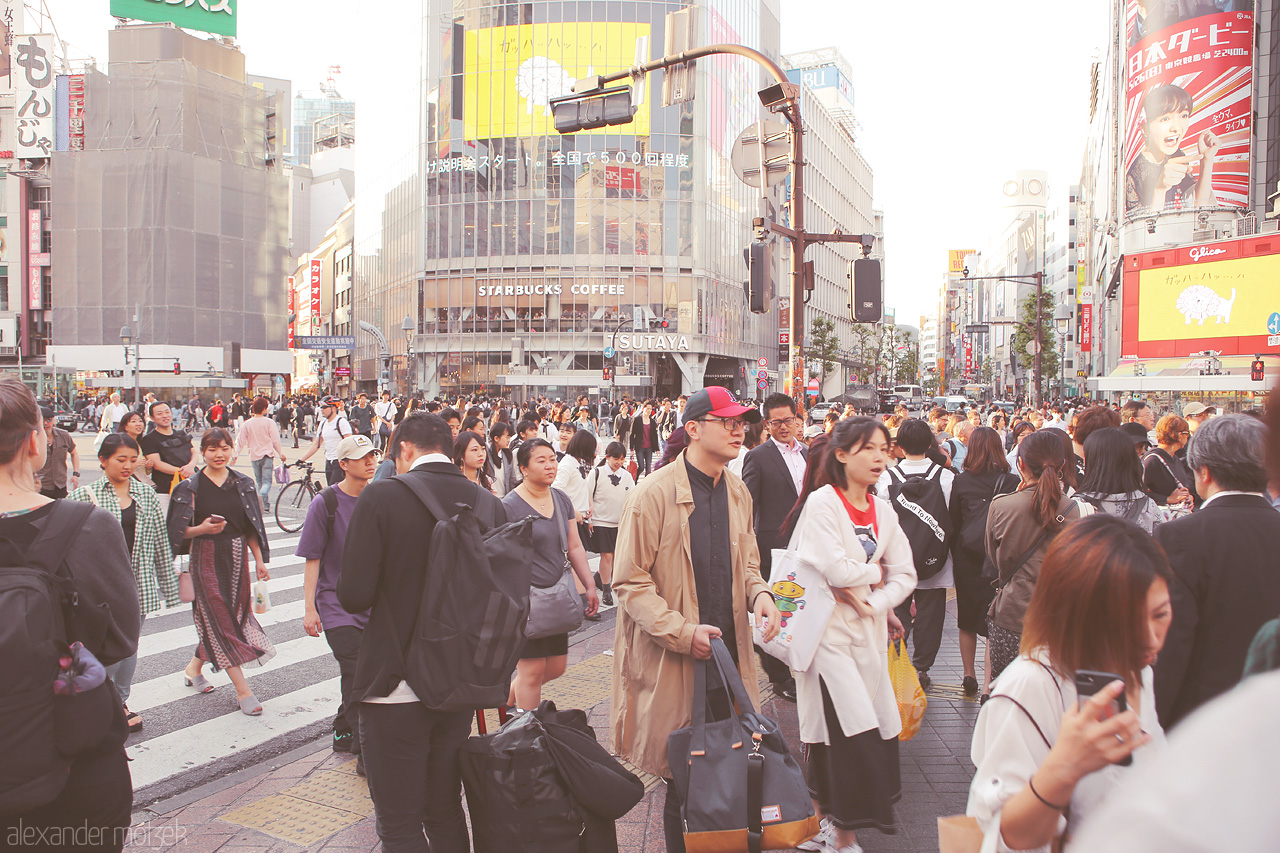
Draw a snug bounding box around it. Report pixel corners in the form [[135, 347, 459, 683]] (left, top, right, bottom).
[[355, 0, 788, 402]]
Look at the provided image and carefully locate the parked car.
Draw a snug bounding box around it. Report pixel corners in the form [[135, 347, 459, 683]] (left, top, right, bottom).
[[807, 401, 839, 424], [991, 400, 1016, 413], [53, 410, 79, 432], [944, 396, 968, 412]]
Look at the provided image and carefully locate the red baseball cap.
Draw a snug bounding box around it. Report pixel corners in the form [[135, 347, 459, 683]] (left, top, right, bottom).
[[682, 387, 762, 425]]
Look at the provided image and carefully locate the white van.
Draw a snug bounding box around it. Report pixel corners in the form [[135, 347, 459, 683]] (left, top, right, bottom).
[[893, 384, 925, 410]]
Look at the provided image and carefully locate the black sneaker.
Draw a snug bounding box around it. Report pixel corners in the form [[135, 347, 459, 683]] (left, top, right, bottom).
[[602, 588, 614, 607], [333, 732, 354, 753], [963, 676, 979, 697], [917, 671, 932, 692]]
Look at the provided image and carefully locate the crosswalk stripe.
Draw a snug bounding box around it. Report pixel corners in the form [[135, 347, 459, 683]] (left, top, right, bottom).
[[146, 565, 307, 620], [137, 600, 307, 659], [127, 678, 341, 790], [128, 634, 336, 713]]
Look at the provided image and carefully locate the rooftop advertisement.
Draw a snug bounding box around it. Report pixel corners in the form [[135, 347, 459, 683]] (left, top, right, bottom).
[[1122, 235, 1280, 358], [1122, 1, 1253, 217], [462, 23, 651, 141], [109, 0, 237, 38]]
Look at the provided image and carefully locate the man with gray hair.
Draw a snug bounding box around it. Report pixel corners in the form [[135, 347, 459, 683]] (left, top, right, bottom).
[[1154, 414, 1280, 729]]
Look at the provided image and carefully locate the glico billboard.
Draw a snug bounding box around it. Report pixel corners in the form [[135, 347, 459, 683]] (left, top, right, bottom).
[[462, 23, 652, 140], [1123, 1, 1253, 218], [1121, 235, 1280, 359]]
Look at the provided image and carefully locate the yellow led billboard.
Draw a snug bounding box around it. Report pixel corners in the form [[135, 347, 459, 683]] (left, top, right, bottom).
[[1137, 254, 1276, 342], [948, 250, 975, 274], [463, 23, 652, 140]]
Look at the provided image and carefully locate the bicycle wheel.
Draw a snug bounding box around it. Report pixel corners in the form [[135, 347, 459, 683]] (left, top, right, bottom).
[[274, 480, 315, 534]]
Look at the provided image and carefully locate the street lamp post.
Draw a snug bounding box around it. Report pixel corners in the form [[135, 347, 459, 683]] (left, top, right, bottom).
[[119, 323, 139, 406], [401, 315, 415, 398]]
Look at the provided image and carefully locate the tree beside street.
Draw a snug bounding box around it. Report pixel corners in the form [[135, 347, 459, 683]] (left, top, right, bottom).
[[1011, 292, 1058, 399]]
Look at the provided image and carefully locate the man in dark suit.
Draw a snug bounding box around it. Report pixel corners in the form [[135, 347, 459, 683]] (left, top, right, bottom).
[[1154, 414, 1280, 730], [339, 412, 505, 853], [741, 392, 807, 701]]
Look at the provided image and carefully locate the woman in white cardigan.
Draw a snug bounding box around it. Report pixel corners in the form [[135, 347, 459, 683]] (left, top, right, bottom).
[[785, 418, 918, 853]]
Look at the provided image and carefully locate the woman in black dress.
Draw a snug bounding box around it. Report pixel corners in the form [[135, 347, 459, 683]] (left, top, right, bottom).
[[949, 427, 1018, 701], [168, 428, 275, 715], [502, 439, 598, 710]]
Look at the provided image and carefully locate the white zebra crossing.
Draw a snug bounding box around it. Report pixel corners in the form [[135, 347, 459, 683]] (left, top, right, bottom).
[[129, 523, 616, 797]]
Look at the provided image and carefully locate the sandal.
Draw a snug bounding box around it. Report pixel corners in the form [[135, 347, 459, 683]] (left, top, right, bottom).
[[235, 693, 263, 716], [183, 672, 215, 693], [123, 706, 143, 732]]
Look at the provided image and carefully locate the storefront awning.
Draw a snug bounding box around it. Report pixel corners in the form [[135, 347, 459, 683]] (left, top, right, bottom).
[[1091, 355, 1277, 393]]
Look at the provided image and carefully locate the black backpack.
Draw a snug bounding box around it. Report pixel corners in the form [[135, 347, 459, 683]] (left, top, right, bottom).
[[394, 476, 535, 712], [0, 500, 121, 815], [954, 473, 1018, 557], [886, 463, 953, 580]]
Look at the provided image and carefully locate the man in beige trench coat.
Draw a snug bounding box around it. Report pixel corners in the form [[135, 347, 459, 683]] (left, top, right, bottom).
[[610, 387, 782, 853]]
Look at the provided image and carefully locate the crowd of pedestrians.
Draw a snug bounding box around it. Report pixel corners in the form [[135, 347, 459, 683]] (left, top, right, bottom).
[[6, 378, 1280, 852]]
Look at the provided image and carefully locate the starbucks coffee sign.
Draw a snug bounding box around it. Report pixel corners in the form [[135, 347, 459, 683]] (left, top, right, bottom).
[[110, 0, 237, 38]]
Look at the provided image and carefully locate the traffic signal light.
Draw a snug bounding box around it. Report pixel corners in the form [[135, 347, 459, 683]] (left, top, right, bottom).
[[849, 258, 882, 323], [1251, 358, 1265, 381], [173, 360, 181, 375], [603, 366, 613, 381], [744, 240, 772, 314], [550, 86, 637, 133]]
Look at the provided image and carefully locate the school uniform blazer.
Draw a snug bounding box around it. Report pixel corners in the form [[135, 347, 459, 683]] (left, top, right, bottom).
[[786, 486, 917, 744]]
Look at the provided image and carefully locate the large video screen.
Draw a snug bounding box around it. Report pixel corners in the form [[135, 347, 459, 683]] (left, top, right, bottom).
[[463, 23, 652, 140]]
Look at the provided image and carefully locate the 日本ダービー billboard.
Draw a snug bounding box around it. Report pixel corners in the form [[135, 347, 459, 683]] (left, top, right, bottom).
[[1123, 1, 1253, 217], [463, 23, 651, 141], [1122, 235, 1280, 358]]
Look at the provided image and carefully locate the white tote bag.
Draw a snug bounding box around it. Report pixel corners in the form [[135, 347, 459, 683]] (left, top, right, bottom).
[[752, 547, 836, 673]]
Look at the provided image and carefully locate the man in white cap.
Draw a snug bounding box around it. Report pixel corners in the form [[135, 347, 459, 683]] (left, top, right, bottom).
[[296, 433, 378, 772], [1179, 402, 1216, 462]]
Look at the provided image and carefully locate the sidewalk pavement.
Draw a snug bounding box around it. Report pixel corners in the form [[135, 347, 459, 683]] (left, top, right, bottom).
[[124, 599, 982, 853]]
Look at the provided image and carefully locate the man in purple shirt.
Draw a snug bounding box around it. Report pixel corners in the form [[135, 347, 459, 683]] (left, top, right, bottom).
[[297, 434, 378, 767]]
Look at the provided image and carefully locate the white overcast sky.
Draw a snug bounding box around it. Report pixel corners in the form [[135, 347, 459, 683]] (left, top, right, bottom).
[[51, 0, 1107, 326]]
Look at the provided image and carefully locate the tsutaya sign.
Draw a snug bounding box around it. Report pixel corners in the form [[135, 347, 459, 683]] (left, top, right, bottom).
[[614, 333, 690, 351], [109, 0, 237, 38]]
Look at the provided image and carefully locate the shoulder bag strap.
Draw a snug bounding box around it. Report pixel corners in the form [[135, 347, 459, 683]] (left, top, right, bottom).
[[996, 527, 1053, 588], [984, 694, 1054, 750], [551, 490, 568, 561]]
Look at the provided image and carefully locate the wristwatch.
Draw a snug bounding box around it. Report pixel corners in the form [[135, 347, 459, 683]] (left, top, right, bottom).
[[72, 471, 81, 477]]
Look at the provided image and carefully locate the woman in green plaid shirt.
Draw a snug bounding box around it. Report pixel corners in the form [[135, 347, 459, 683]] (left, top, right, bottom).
[[68, 433, 181, 732]]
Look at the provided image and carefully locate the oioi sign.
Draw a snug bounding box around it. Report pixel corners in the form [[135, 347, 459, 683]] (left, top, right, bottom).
[[109, 0, 237, 38]]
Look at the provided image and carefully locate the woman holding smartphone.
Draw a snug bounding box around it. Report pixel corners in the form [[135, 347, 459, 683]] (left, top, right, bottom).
[[167, 427, 275, 715], [967, 514, 1172, 851]]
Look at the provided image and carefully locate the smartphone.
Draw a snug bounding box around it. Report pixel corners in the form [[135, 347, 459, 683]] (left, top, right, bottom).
[[1074, 669, 1131, 766], [208, 514, 226, 524]]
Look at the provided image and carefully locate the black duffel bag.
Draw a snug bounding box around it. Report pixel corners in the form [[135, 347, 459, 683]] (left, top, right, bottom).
[[461, 701, 643, 853]]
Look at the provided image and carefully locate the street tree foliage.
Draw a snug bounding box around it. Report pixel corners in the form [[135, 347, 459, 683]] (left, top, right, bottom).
[[1011, 292, 1059, 396], [808, 316, 841, 388], [846, 323, 919, 386]]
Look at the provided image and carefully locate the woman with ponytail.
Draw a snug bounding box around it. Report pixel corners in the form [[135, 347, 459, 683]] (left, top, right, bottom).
[[985, 429, 1094, 682]]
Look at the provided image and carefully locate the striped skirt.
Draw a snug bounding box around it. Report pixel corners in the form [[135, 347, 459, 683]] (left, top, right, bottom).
[[189, 535, 276, 671]]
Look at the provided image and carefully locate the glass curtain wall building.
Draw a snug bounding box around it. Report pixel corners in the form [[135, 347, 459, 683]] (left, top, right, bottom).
[[355, 0, 784, 402]]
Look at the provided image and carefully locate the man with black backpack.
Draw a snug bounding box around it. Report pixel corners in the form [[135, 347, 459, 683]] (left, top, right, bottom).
[[339, 413, 507, 852], [878, 418, 954, 692], [296, 434, 377, 772]]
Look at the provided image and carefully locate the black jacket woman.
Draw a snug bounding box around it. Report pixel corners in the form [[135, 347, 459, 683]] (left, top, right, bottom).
[[167, 428, 275, 716], [949, 427, 1019, 700]]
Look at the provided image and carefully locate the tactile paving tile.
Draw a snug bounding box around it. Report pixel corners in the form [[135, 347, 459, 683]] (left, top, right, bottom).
[[282, 769, 375, 816], [220, 792, 363, 846], [927, 683, 980, 703]]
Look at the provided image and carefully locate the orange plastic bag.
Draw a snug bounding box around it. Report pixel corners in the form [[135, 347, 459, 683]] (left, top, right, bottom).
[[889, 640, 927, 741]]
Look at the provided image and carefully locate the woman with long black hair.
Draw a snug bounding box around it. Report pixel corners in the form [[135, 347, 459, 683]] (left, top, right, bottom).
[[1077, 428, 1161, 533], [949, 427, 1019, 700], [454, 430, 493, 492], [485, 421, 516, 497]]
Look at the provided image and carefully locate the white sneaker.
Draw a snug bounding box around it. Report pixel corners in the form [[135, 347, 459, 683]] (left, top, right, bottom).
[[796, 817, 834, 852], [831, 846, 863, 853]]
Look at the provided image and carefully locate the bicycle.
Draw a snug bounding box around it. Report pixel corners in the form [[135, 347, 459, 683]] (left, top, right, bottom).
[[275, 461, 323, 534]]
